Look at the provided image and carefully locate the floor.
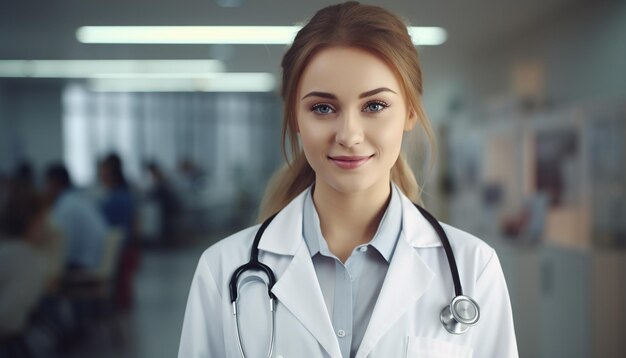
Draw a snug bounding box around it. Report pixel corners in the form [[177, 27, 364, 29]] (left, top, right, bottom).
[[27, 243, 208, 358]]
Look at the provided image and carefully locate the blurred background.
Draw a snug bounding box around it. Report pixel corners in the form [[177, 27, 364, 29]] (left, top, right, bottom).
[[0, 0, 624, 357]]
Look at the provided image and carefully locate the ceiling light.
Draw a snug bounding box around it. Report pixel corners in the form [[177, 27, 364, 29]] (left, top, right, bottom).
[[0, 60, 224, 78], [76, 26, 448, 46], [214, 0, 243, 7], [77, 26, 300, 45], [88, 73, 276, 92], [408, 27, 448, 46]]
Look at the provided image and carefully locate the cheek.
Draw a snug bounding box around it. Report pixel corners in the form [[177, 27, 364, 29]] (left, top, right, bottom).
[[371, 119, 406, 155], [296, 116, 327, 157]]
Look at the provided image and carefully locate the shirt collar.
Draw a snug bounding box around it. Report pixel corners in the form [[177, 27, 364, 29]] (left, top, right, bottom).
[[302, 183, 403, 263]]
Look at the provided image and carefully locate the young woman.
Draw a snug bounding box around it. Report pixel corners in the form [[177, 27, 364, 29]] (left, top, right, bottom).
[[179, 2, 517, 357]]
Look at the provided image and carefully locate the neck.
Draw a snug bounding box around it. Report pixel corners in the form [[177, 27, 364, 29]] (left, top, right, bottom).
[[312, 179, 391, 262]]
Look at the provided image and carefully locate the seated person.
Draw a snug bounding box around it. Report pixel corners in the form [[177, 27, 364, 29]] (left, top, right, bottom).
[[0, 177, 48, 337], [98, 153, 138, 310], [45, 163, 108, 270]]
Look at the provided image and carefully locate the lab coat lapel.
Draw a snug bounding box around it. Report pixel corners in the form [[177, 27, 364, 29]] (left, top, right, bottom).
[[259, 188, 342, 358], [355, 193, 438, 358], [271, 242, 342, 358]]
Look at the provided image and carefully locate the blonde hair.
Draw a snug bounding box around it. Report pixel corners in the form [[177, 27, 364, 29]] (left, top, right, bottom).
[[258, 1, 436, 221]]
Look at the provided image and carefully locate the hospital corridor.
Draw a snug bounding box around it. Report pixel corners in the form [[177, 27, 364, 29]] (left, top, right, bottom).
[[2, 0, 626, 357]]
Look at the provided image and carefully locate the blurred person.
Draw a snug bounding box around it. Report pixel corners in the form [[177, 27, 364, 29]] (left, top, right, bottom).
[[41, 163, 111, 352], [1, 162, 38, 237], [45, 163, 107, 270], [0, 172, 8, 209], [0, 175, 49, 348], [145, 161, 180, 245], [176, 157, 205, 191], [1, 164, 64, 286], [13, 161, 35, 188], [0, 162, 36, 219], [179, 2, 518, 358], [1, 162, 60, 254], [99, 153, 135, 241], [98, 153, 139, 310]]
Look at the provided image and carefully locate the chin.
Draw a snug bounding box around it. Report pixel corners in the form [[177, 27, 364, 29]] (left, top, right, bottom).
[[319, 174, 384, 196]]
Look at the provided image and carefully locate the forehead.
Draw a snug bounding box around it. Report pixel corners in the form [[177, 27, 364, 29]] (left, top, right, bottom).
[[298, 46, 402, 97]]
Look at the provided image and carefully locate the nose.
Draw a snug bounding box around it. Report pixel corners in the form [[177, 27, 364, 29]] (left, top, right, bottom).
[[335, 111, 364, 147]]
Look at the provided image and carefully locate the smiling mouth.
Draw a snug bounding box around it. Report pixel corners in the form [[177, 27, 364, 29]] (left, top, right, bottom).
[[328, 155, 374, 169]]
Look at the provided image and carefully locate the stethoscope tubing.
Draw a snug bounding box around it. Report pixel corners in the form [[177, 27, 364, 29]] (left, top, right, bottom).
[[228, 201, 479, 357], [414, 205, 463, 297]]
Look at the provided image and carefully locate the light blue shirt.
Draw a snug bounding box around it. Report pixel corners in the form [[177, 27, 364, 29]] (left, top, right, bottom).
[[52, 189, 108, 268], [302, 183, 402, 358]]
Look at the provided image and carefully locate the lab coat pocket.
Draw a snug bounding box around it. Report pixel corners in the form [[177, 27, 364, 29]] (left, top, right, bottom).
[[405, 336, 473, 358]]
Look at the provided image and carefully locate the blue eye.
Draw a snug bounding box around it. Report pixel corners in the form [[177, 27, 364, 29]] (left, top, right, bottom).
[[363, 101, 388, 112], [312, 104, 334, 115]]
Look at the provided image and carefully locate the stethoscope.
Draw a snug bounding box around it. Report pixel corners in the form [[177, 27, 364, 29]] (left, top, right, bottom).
[[229, 204, 480, 358]]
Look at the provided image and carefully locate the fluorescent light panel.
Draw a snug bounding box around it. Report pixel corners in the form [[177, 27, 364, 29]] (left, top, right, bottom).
[[89, 73, 276, 92], [408, 27, 447, 46], [77, 26, 299, 45], [0, 60, 224, 78], [77, 26, 447, 46]]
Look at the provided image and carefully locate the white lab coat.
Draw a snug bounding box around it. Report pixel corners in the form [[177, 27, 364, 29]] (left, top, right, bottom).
[[178, 188, 518, 358]]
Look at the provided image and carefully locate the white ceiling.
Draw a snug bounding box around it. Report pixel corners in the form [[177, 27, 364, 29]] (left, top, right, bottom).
[[1, 0, 581, 79]]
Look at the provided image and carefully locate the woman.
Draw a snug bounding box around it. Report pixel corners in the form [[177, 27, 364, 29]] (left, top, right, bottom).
[[179, 2, 517, 357], [0, 174, 49, 342], [99, 153, 139, 310]]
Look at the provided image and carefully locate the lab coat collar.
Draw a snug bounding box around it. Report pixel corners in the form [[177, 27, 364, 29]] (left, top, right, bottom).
[[257, 184, 445, 357], [396, 184, 443, 248], [257, 190, 344, 357], [302, 184, 402, 263], [271, 239, 343, 358], [355, 186, 441, 357], [256, 189, 306, 256], [257, 183, 442, 256]]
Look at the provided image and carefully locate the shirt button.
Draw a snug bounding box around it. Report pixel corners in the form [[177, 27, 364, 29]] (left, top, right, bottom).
[[337, 329, 346, 338], [358, 246, 368, 252]]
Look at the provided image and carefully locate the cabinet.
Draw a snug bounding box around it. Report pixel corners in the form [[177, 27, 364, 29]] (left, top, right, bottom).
[[493, 240, 626, 358]]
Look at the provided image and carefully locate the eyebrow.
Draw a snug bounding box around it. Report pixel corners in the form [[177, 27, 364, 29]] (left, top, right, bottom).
[[301, 87, 397, 100]]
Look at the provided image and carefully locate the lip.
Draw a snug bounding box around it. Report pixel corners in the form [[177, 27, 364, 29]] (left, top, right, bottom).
[[328, 155, 373, 169]]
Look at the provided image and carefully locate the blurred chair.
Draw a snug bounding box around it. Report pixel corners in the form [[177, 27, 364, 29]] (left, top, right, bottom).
[[36, 223, 65, 292], [0, 241, 48, 358], [62, 229, 122, 290], [57, 229, 125, 344]]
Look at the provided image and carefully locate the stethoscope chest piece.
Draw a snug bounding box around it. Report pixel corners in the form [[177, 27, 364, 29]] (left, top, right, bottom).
[[230, 204, 482, 358], [440, 295, 480, 334]]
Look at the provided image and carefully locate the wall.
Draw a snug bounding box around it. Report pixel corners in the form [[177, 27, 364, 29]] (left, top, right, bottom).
[[2, 81, 64, 181], [470, 0, 626, 109], [0, 84, 7, 173], [421, 1, 626, 125], [439, 2, 626, 356]]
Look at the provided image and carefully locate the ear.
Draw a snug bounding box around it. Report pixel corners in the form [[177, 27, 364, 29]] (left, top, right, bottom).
[[404, 108, 417, 131]]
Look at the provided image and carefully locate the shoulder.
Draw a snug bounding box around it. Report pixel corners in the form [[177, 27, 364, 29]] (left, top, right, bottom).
[[196, 188, 310, 276], [439, 222, 498, 279], [194, 224, 261, 291], [52, 192, 76, 222], [202, 225, 259, 262], [440, 222, 494, 256], [106, 188, 132, 202], [56, 190, 92, 213]]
